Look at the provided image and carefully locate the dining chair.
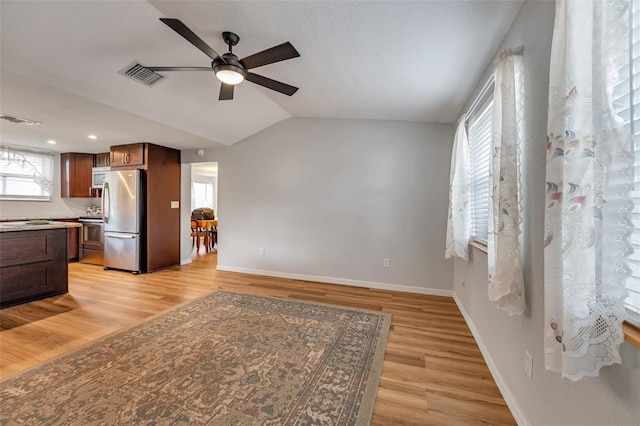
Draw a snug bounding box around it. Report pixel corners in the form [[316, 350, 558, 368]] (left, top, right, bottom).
[[209, 225, 217, 250], [190, 220, 204, 250]]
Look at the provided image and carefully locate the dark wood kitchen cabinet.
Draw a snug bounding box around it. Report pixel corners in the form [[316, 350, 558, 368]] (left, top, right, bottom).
[[94, 152, 110, 167], [144, 143, 180, 273], [61, 153, 94, 198], [110, 143, 145, 168], [55, 219, 81, 261], [67, 225, 80, 261], [0, 228, 69, 308]]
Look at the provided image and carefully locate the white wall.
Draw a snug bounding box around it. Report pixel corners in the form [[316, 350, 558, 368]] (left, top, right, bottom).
[[180, 163, 192, 265], [454, 1, 640, 425], [0, 152, 95, 219], [182, 118, 454, 295]]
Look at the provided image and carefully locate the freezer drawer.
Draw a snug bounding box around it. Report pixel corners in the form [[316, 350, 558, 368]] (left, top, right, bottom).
[[104, 232, 140, 273]]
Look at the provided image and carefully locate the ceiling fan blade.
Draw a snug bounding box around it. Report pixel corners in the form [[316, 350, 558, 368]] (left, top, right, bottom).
[[246, 73, 298, 96], [219, 83, 234, 100], [146, 67, 211, 71], [159, 18, 223, 62], [241, 42, 300, 70]]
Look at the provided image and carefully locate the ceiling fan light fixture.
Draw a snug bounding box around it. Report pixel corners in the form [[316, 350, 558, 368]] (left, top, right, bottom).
[[153, 20, 300, 100], [214, 63, 246, 85]]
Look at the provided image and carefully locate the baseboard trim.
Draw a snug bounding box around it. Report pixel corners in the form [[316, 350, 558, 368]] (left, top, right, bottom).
[[180, 258, 192, 266], [216, 265, 453, 297], [453, 293, 529, 426]]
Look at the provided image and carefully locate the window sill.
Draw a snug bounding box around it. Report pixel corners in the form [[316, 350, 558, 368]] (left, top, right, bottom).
[[470, 241, 488, 254], [465, 241, 639, 349], [623, 322, 640, 349]]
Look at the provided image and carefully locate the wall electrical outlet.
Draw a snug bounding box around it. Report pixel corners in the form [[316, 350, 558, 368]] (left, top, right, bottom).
[[383, 258, 390, 268], [525, 350, 533, 380], [259, 248, 265, 256]]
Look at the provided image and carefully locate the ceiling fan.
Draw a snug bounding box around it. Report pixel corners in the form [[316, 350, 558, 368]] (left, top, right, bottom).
[[147, 18, 300, 101]]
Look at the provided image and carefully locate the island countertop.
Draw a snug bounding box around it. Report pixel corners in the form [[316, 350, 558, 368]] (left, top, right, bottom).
[[0, 215, 81, 222], [0, 221, 82, 233]]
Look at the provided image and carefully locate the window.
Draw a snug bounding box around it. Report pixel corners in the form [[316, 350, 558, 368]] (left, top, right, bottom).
[[193, 182, 214, 210], [468, 98, 493, 245], [0, 145, 53, 201], [615, 1, 640, 326], [191, 175, 217, 212]]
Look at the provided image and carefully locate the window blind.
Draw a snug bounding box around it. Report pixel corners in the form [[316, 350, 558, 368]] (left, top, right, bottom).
[[468, 99, 493, 244], [614, 1, 640, 326], [0, 145, 54, 201]]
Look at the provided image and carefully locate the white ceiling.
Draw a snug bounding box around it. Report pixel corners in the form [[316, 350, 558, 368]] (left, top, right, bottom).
[[0, 0, 523, 154]]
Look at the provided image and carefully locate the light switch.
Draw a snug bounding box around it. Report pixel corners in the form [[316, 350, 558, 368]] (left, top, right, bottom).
[[171, 201, 179, 208]]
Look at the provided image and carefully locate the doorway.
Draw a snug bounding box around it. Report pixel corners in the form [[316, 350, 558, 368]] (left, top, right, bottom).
[[190, 162, 218, 257]]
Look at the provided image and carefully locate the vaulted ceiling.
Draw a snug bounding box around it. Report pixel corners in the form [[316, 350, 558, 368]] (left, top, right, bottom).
[[0, 1, 523, 153]]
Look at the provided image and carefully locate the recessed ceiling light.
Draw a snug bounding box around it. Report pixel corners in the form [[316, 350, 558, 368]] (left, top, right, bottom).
[[47, 140, 56, 145], [88, 134, 97, 140]]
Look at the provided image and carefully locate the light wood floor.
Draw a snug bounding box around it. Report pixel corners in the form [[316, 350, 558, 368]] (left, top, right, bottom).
[[0, 250, 515, 425]]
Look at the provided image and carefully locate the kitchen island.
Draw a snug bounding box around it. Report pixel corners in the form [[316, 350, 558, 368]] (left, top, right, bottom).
[[0, 221, 82, 308]]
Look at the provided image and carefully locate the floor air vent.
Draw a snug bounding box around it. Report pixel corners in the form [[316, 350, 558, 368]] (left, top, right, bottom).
[[0, 115, 41, 125], [118, 62, 165, 87]]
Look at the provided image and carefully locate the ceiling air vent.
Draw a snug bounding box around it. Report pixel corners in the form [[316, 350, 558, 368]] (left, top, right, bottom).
[[118, 62, 166, 87], [0, 115, 41, 125]]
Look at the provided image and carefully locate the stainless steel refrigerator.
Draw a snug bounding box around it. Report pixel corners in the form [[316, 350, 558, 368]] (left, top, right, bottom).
[[102, 169, 143, 274]]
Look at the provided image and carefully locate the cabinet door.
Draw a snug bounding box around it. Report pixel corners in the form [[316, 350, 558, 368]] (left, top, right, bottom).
[[110, 146, 127, 166], [61, 153, 94, 197], [110, 144, 145, 167], [145, 144, 181, 272], [95, 152, 110, 167], [126, 144, 145, 166]]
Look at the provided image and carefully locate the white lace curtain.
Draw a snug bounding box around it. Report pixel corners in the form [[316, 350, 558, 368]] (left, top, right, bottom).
[[488, 48, 526, 316], [445, 120, 471, 261], [544, 0, 633, 380]]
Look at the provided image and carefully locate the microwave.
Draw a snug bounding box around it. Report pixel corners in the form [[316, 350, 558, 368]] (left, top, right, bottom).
[[92, 167, 110, 188]]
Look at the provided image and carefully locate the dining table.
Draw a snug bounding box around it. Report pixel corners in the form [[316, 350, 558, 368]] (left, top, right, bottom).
[[196, 219, 218, 251]]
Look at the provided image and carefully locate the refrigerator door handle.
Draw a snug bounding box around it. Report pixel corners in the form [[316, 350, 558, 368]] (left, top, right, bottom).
[[105, 233, 136, 239], [102, 182, 109, 223]]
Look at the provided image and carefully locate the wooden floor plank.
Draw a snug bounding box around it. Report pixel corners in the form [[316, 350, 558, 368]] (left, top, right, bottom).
[[0, 250, 516, 425]]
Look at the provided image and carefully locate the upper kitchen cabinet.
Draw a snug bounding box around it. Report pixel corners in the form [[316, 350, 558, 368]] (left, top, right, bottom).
[[94, 152, 110, 167], [110, 143, 145, 168], [61, 153, 94, 198]]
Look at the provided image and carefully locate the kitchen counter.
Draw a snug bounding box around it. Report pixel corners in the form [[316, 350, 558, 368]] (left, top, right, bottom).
[[0, 223, 79, 308], [0, 215, 81, 222], [0, 221, 82, 233]]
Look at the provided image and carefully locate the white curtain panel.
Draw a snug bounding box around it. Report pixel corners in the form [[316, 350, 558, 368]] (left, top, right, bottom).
[[487, 48, 526, 316], [544, 0, 633, 380], [445, 120, 471, 261]]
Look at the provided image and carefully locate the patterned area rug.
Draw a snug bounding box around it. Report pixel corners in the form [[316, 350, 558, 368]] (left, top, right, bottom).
[[1, 290, 391, 425]]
